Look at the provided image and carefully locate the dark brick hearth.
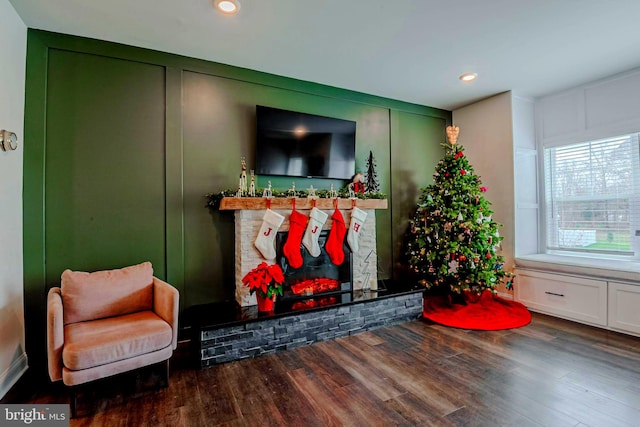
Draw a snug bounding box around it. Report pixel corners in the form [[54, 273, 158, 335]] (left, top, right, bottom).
[[188, 285, 424, 367]]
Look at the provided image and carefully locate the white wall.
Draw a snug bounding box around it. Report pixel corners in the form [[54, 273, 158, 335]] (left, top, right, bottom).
[[0, 0, 27, 399], [453, 92, 515, 294]]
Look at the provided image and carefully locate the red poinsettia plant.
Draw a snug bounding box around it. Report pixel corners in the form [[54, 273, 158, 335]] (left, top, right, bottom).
[[242, 262, 285, 299]]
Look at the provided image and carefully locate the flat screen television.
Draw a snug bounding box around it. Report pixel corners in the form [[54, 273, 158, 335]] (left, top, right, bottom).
[[255, 105, 356, 180]]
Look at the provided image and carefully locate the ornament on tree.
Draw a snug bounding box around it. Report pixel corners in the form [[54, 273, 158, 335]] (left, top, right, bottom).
[[364, 150, 380, 193], [448, 259, 458, 274], [254, 209, 285, 260], [405, 125, 513, 297]]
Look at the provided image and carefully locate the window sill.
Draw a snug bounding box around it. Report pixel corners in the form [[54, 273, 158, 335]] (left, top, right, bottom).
[[515, 254, 640, 284]]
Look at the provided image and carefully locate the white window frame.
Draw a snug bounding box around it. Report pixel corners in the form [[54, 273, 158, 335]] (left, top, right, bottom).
[[540, 133, 640, 261]]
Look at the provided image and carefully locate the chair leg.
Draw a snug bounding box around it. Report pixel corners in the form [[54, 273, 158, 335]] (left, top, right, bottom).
[[70, 387, 77, 418], [163, 359, 170, 388]]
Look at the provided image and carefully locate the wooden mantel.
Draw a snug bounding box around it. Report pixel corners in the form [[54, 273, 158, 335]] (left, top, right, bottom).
[[219, 197, 388, 210]]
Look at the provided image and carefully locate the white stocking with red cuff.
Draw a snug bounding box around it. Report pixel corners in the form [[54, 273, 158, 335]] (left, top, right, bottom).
[[254, 209, 285, 260], [302, 207, 329, 257], [347, 207, 368, 253]]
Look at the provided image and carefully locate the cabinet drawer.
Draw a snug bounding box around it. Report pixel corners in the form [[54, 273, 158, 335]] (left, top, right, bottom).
[[515, 269, 607, 326], [608, 282, 640, 336]]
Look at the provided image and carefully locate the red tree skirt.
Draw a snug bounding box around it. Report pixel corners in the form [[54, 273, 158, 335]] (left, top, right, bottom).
[[423, 290, 532, 330]]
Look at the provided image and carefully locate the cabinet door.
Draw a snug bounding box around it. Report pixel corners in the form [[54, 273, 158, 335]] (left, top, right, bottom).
[[608, 282, 640, 336], [515, 269, 607, 326]]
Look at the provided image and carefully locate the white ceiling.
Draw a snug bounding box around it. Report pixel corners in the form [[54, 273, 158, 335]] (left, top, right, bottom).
[[10, 0, 640, 110]]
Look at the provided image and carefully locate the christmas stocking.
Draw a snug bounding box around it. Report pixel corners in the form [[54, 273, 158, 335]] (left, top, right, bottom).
[[302, 208, 329, 257], [325, 208, 346, 265], [347, 207, 368, 253], [283, 209, 308, 268], [254, 209, 285, 260]]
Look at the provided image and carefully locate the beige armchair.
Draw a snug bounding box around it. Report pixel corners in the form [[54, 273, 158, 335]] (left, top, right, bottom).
[[47, 262, 179, 417]]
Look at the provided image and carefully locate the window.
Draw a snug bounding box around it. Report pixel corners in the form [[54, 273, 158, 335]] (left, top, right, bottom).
[[543, 134, 640, 259]]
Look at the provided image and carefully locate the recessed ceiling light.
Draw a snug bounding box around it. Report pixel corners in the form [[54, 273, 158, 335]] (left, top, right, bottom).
[[459, 72, 478, 82], [214, 0, 240, 14]]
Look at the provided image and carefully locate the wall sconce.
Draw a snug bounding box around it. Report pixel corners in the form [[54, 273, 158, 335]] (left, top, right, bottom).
[[0, 129, 18, 151]]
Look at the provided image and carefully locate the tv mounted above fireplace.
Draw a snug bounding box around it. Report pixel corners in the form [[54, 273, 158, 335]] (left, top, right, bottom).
[[255, 105, 356, 180]]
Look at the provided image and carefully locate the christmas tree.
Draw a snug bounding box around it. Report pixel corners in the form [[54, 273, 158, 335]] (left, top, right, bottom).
[[406, 126, 513, 297], [364, 150, 380, 193]]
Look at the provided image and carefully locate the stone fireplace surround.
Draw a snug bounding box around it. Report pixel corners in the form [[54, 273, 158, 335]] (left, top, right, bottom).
[[229, 198, 385, 307]]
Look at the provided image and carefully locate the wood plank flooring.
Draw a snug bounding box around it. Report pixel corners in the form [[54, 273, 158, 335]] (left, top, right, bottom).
[[9, 312, 640, 426]]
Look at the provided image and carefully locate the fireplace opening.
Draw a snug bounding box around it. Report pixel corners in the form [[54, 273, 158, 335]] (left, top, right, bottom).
[[275, 230, 352, 306]]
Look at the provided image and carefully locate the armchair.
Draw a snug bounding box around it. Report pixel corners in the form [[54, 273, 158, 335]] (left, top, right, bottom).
[[47, 262, 179, 417]]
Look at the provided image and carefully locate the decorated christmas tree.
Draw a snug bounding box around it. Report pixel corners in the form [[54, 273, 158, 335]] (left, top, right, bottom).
[[406, 126, 513, 297], [364, 150, 380, 193]]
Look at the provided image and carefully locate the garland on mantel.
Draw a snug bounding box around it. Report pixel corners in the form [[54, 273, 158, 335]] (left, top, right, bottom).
[[206, 188, 387, 210]]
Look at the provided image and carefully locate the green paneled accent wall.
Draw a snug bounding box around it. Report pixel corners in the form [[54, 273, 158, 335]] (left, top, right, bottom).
[[23, 29, 450, 375], [391, 110, 447, 278]]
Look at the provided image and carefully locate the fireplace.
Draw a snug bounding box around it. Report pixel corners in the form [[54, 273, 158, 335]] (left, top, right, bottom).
[[275, 230, 352, 304], [233, 208, 379, 307]]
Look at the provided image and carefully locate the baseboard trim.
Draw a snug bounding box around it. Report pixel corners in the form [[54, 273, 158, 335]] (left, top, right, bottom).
[[0, 352, 29, 400]]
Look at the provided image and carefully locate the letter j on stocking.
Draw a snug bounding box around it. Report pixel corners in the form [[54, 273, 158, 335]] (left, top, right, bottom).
[[302, 207, 329, 257], [254, 209, 285, 260]]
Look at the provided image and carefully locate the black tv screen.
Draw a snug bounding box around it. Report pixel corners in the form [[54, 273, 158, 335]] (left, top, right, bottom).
[[255, 106, 356, 180]]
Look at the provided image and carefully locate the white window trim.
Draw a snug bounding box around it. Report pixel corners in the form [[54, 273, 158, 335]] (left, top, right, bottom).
[[539, 134, 640, 261]]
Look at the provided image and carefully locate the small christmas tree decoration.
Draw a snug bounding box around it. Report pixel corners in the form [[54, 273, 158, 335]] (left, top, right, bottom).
[[406, 126, 513, 297], [364, 150, 380, 193]]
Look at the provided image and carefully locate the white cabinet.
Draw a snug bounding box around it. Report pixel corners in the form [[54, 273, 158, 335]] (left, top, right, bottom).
[[515, 269, 607, 327], [608, 281, 640, 336]]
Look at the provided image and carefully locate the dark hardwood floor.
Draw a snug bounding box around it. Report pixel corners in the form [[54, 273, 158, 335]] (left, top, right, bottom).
[[9, 312, 640, 426]]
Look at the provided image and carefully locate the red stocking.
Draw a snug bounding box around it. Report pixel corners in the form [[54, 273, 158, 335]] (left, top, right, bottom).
[[283, 209, 308, 268], [325, 209, 347, 265]]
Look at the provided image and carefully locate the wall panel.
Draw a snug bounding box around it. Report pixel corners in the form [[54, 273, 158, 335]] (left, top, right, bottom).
[[390, 110, 447, 278], [44, 50, 167, 284], [182, 71, 392, 306]]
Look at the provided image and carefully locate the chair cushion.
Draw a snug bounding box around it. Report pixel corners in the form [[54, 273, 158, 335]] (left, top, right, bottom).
[[62, 311, 172, 371], [61, 262, 154, 325]]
